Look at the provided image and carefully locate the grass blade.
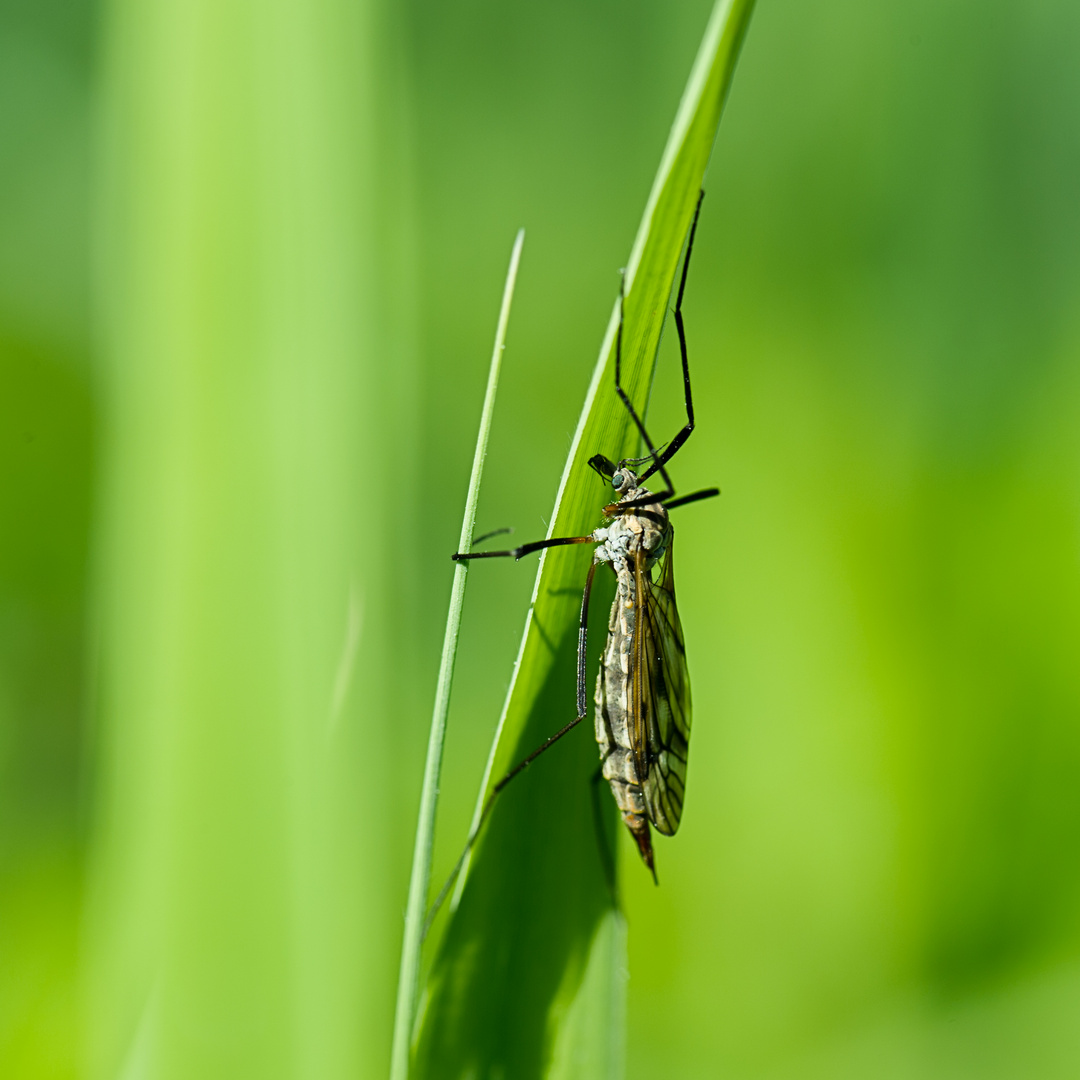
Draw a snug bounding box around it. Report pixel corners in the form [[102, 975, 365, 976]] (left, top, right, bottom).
[[391, 231, 526, 1080], [87, 1, 411, 1076], [414, 2, 755, 1077]]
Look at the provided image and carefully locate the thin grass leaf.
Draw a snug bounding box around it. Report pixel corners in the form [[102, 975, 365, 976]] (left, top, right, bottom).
[[413, 2, 755, 1077], [391, 232, 526, 1080]]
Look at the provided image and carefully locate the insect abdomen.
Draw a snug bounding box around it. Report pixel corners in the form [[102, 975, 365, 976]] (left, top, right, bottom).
[[594, 590, 655, 872]]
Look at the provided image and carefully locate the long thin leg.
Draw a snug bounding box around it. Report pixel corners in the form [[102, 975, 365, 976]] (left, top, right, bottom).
[[488, 555, 596, 793], [641, 189, 705, 482], [576, 561, 598, 716], [424, 709, 591, 938], [424, 559, 600, 936], [452, 534, 593, 562], [472, 526, 513, 546], [664, 486, 719, 511], [609, 272, 677, 507], [610, 190, 705, 508]]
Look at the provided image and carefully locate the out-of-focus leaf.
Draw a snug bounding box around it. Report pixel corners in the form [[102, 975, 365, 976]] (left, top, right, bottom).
[[87, 1, 410, 1078]]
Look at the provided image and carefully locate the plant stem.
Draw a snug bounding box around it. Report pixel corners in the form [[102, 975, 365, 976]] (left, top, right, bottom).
[[389, 229, 525, 1080]]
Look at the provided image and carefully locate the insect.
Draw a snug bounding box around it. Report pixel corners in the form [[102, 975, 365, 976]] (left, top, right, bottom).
[[432, 192, 717, 920]]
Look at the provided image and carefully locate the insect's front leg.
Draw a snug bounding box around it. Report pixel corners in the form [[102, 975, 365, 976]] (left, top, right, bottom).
[[452, 534, 594, 561]]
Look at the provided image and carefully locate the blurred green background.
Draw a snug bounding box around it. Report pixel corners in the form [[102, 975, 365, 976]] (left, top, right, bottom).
[[3, 0, 1080, 1077]]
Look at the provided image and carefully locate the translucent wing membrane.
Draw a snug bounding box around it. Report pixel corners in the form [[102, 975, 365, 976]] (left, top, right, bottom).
[[632, 534, 691, 836]]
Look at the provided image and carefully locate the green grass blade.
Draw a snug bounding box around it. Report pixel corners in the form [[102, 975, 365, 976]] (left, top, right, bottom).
[[391, 231, 525, 1080], [414, 2, 755, 1077], [87, 1, 412, 1077]]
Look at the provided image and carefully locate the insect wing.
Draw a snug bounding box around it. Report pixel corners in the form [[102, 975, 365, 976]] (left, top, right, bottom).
[[634, 533, 691, 836]]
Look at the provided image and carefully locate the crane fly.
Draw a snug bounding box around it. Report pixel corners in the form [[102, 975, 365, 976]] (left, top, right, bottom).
[[428, 192, 717, 929]]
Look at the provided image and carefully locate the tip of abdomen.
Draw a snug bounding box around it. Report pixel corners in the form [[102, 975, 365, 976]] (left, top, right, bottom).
[[624, 813, 658, 884]]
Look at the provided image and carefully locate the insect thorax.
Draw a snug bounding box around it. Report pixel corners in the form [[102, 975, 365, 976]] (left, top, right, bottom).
[[591, 485, 670, 576]]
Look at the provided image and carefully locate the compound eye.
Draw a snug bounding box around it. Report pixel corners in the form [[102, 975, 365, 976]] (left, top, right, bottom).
[[611, 471, 625, 489]]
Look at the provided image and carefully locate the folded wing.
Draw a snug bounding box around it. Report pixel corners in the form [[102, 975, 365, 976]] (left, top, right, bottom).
[[631, 533, 691, 836]]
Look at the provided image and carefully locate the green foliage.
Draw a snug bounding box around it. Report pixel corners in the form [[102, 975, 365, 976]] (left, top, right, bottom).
[[84, 1, 410, 1077], [5, 0, 1080, 1078], [412, 4, 754, 1077]]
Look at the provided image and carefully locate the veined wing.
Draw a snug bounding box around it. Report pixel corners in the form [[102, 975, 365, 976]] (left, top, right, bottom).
[[631, 532, 691, 836]]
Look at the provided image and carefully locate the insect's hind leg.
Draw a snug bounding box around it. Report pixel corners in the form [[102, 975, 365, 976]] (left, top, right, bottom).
[[424, 555, 600, 936]]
